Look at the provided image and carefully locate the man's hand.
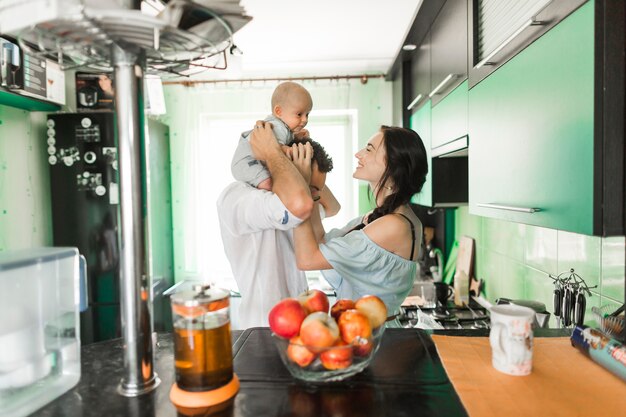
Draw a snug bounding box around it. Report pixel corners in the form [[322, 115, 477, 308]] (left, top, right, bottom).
[[249, 120, 281, 162], [289, 141, 313, 184]]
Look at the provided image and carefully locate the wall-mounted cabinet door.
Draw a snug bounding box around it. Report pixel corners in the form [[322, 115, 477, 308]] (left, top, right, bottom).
[[430, 0, 468, 107], [469, 2, 594, 234], [407, 32, 430, 113], [431, 80, 468, 150], [411, 101, 432, 207]]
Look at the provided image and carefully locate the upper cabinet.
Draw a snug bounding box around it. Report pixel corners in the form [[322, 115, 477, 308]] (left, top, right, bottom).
[[469, 0, 626, 236], [468, 0, 587, 87], [389, 0, 625, 233], [430, 0, 467, 107], [401, 0, 469, 208], [469, 2, 594, 233]]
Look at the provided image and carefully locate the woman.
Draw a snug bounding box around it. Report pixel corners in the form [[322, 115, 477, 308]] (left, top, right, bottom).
[[294, 125, 428, 327]]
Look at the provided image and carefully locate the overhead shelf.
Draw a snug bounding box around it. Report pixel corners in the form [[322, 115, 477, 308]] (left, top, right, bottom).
[[0, 88, 61, 111], [1, 0, 251, 77]]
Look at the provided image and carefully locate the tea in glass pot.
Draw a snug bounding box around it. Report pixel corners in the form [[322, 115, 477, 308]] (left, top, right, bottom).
[[169, 284, 239, 412]]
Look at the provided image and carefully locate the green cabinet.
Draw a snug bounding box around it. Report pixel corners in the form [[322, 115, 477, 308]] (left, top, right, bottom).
[[431, 80, 468, 150], [469, 2, 594, 234], [0, 89, 60, 112], [411, 101, 432, 207], [429, 0, 467, 108], [405, 0, 469, 208]]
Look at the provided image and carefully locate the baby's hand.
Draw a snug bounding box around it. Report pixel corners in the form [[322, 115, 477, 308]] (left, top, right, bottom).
[[257, 178, 273, 191], [293, 129, 310, 140]]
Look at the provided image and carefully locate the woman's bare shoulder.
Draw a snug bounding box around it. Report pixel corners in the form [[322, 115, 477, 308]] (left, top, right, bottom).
[[362, 214, 411, 247]]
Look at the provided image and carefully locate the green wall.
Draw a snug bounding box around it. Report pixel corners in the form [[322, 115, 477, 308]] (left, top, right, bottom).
[[454, 206, 625, 328], [0, 105, 52, 250], [161, 78, 393, 282]]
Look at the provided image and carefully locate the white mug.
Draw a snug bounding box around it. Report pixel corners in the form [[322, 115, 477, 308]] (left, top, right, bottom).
[[489, 304, 535, 376]]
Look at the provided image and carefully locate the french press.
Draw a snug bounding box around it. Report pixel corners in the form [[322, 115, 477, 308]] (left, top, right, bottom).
[[169, 284, 239, 411]]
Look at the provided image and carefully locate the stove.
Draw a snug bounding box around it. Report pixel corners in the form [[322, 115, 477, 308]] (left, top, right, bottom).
[[399, 302, 490, 330]]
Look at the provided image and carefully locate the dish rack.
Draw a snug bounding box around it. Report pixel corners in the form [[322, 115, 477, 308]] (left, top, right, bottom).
[[0, 0, 252, 76], [591, 304, 625, 340]]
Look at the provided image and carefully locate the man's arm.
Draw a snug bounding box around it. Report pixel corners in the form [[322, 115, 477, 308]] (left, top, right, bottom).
[[249, 121, 313, 220]]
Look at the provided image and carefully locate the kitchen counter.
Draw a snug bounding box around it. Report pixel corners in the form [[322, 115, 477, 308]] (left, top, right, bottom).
[[30, 328, 569, 417]]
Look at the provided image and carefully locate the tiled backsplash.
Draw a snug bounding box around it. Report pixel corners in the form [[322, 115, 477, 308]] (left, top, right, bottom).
[[454, 207, 625, 328]]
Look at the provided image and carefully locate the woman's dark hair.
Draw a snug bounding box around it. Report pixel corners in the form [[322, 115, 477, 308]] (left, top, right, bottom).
[[366, 125, 428, 224]]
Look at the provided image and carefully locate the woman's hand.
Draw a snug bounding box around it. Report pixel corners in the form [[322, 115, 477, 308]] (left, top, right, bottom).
[[289, 141, 313, 184], [249, 120, 281, 161]]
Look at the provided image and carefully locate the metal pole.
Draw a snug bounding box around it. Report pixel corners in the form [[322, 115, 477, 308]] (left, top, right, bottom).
[[112, 44, 160, 396]]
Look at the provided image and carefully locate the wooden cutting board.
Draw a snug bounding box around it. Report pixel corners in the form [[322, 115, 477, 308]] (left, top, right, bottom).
[[454, 236, 474, 306]]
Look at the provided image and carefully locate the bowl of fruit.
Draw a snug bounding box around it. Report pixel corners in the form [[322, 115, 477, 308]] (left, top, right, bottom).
[[269, 290, 388, 382]]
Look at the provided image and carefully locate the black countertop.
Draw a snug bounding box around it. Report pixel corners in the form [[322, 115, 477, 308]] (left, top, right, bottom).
[[30, 328, 569, 417]]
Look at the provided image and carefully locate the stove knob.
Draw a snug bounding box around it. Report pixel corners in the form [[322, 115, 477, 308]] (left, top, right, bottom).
[[48, 155, 57, 165], [47, 146, 56, 155], [64, 156, 74, 167]]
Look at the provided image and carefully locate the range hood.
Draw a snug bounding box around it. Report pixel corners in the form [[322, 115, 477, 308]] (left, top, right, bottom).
[[430, 135, 468, 207], [432, 135, 468, 158]]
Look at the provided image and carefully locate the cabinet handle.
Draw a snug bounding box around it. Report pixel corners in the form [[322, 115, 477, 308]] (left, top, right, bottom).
[[477, 203, 542, 213], [475, 19, 545, 69], [406, 94, 423, 111], [428, 74, 457, 98]]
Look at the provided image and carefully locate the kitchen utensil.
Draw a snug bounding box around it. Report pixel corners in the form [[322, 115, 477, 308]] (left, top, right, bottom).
[[169, 284, 239, 411], [553, 284, 562, 317], [489, 304, 535, 376], [453, 236, 474, 307], [434, 282, 453, 308], [591, 306, 625, 339], [574, 289, 586, 327], [549, 269, 597, 328]]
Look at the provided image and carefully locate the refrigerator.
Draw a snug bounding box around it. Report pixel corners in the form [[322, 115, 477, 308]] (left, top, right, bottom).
[[46, 112, 174, 344]]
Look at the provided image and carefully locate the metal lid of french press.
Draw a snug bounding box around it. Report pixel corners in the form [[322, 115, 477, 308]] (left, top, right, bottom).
[[171, 283, 229, 307]]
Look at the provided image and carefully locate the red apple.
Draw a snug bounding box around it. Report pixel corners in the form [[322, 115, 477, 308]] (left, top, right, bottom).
[[338, 309, 372, 344], [352, 336, 373, 357], [287, 336, 316, 367], [355, 295, 388, 329], [269, 298, 307, 339], [299, 312, 340, 351], [320, 341, 353, 370], [297, 289, 330, 314], [330, 299, 356, 321]]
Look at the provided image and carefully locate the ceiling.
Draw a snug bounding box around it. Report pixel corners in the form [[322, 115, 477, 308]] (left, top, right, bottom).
[[193, 0, 422, 80]]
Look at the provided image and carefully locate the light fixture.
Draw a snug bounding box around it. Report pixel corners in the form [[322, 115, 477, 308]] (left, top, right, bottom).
[[229, 44, 243, 56], [402, 44, 417, 51]]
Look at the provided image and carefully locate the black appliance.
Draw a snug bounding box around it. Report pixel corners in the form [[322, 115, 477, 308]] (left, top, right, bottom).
[[47, 112, 120, 344], [47, 113, 174, 344]]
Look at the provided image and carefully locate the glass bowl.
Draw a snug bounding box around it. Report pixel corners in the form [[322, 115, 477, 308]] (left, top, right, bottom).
[[272, 325, 385, 382]]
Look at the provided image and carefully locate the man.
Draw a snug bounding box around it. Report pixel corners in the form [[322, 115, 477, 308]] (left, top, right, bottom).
[[217, 120, 335, 328]]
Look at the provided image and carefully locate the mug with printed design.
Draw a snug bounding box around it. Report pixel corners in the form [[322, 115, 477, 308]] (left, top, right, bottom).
[[489, 304, 535, 376]]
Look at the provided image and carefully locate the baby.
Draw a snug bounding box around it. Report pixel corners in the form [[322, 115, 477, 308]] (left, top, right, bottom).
[[231, 81, 313, 190]]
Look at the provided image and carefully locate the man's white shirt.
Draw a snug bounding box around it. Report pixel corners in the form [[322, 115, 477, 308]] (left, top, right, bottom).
[[216, 182, 308, 328]]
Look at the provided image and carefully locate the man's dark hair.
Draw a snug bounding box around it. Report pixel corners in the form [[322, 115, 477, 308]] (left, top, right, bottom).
[[288, 138, 334, 173]]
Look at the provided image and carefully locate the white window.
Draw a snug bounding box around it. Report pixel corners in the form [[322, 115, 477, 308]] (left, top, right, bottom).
[[193, 111, 358, 292]]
